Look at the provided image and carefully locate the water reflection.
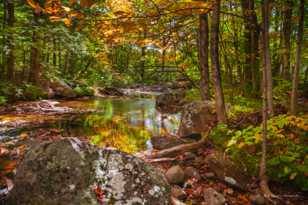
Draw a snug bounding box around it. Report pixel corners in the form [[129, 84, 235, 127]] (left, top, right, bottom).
[[61, 97, 180, 153]]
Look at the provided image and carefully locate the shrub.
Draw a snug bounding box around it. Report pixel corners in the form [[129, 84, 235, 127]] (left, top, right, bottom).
[[227, 96, 261, 118], [73, 86, 95, 97], [184, 88, 201, 101], [0, 81, 18, 101], [22, 84, 47, 100], [226, 115, 308, 190], [273, 78, 292, 106]]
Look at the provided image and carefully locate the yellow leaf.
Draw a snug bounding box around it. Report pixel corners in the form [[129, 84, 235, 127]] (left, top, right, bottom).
[[63, 18, 72, 26], [26, 0, 40, 9], [238, 142, 245, 148], [289, 172, 297, 180], [62, 6, 71, 12], [49, 16, 62, 22]]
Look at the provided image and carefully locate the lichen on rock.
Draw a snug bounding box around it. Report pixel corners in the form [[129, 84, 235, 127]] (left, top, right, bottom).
[[6, 138, 171, 205]]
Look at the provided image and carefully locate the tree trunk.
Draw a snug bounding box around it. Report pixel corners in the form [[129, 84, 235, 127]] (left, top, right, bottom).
[[241, 0, 260, 96], [29, 13, 41, 85], [210, 0, 226, 123], [304, 66, 308, 83], [290, 0, 305, 115], [259, 0, 274, 197], [199, 12, 210, 100], [53, 37, 57, 68], [64, 52, 69, 75], [281, 0, 293, 79], [261, 0, 273, 116], [161, 36, 167, 73], [22, 47, 27, 81], [58, 41, 62, 70], [140, 31, 146, 81], [4, 0, 15, 81]]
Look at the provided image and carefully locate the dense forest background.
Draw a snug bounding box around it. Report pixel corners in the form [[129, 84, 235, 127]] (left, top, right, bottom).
[[0, 0, 308, 201], [0, 0, 307, 106]]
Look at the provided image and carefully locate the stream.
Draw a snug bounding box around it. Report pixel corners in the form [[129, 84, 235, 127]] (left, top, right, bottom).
[[0, 97, 181, 153]]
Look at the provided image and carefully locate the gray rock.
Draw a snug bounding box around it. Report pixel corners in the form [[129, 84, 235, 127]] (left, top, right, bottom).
[[47, 87, 55, 99], [178, 101, 216, 137], [203, 188, 226, 205], [50, 78, 76, 98], [165, 165, 185, 185], [249, 194, 265, 205], [171, 186, 187, 200], [7, 138, 170, 205], [156, 90, 186, 113], [184, 166, 201, 180]]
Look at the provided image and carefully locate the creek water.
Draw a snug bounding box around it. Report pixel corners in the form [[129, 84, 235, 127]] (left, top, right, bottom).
[[58, 97, 181, 153], [0, 97, 181, 153]]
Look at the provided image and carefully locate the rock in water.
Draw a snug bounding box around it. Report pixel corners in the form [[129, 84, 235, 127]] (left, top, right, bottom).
[[156, 91, 186, 113], [178, 101, 216, 137], [7, 138, 170, 205], [50, 78, 76, 98]]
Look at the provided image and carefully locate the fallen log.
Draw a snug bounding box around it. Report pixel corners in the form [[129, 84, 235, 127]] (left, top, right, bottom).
[[146, 157, 178, 163], [148, 133, 208, 159]]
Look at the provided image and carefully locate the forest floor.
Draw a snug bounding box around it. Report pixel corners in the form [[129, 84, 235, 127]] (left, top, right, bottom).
[[146, 143, 308, 205]]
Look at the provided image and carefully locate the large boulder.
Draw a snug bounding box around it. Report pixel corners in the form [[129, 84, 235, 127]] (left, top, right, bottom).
[[177, 101, 216, 137], [156, 90, 186, 113], [50, 79, 76, 98], [7, 138, 171, 205]]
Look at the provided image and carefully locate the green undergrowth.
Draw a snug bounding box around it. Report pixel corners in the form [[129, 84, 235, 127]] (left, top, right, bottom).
[[0, 82, 47, 101], [0, 96, 7, 106], [0, 79, 95, 102], [184, 88, 202, 101], [73, 86, 95, 97], [227, 95, 262, 118], [22, 84, 48, 100], [209, 114, 308, 190]]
